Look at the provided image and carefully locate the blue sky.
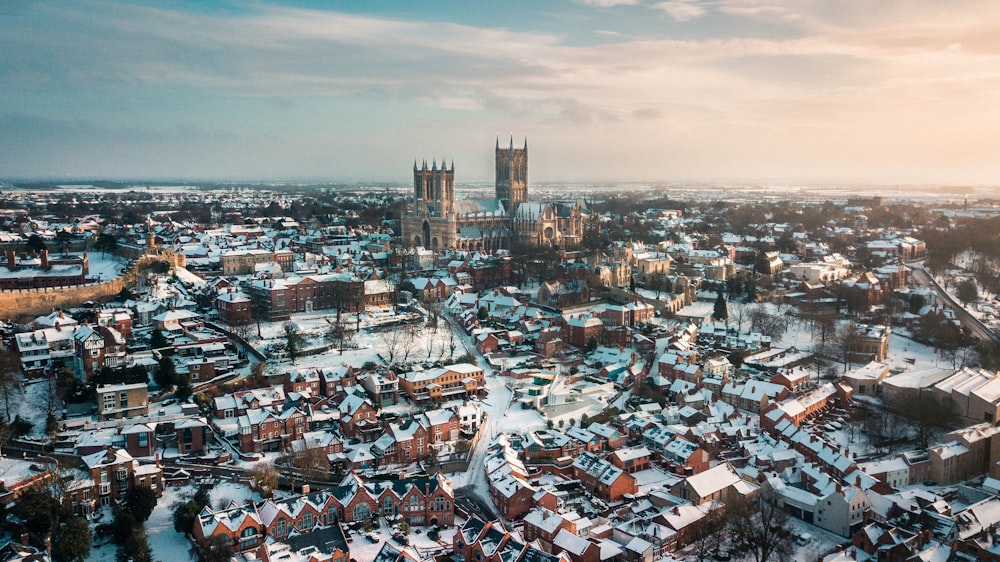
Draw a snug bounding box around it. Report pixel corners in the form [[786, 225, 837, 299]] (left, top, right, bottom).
[[1, 0, 999, 185]]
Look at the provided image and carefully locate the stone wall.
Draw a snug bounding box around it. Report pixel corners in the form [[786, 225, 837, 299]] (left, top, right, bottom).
[[0, 251, 186, 321]]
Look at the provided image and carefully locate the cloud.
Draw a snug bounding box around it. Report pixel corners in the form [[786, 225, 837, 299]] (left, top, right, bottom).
[[575, 0, 640, 6], [2, 1, 1000, 183], [652, 1, 709, 21]]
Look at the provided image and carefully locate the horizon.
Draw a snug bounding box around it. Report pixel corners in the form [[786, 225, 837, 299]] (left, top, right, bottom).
[[2, 1, 1000, 185]]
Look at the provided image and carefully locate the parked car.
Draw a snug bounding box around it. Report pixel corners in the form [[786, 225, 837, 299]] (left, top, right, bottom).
[[366, 532, 380, 543]]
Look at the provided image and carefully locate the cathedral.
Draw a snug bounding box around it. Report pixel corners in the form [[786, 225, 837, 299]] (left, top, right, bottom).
[[401, 138, 586, 252]]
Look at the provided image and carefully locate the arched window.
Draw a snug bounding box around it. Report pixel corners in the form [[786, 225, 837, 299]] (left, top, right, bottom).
[[353, 503, 370, 522]]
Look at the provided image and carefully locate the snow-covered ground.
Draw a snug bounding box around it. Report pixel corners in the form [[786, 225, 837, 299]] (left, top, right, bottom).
[[85, 252, 128, 282], [342, 514, 459, 562], [90, 481, 264, 562]]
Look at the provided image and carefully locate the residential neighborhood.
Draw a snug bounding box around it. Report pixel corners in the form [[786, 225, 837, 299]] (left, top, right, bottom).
[[1, 168, 1000, 562]]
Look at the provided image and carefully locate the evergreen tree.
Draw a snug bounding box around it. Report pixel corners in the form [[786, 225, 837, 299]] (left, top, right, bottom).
[[713, 291, 728, 321], [154, 356, 177, 389], [52, 516, 92, 562]]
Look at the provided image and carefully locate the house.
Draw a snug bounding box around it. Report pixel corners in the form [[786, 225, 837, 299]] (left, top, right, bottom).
[[337, 393, 380, 442], [70, 447, 162, 515], [236, 406, 308, 454], [96, 383, 149, 421], [522, 508, 579, 553], [176, 418, 211, 454], [670, 463, 755, 505], [0, 457, 56, 506], [609, 447, 652, 474], [454, 517, 569, 562], [572, 451, 638, 501], [398, 363, 484, 403], [215, 289, 252, 326]]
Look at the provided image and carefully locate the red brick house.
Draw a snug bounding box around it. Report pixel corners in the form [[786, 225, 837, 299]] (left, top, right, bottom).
[[523, 507, 578, 552], [454, 517, 569, 562], [72, 448, 162, 515], [337, 393, 380, 442], [216, 290, 252, 326], [284, 369, 322, 397], [609, 447, 652, 474], [571, 451, 638, 501], [193, 502, 265, 553], [236, 407, 308, 454], [176, 418, 210, 454]]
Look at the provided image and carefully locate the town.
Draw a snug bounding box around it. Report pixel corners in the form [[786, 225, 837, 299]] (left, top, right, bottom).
[[2, 142, 1000, 562]]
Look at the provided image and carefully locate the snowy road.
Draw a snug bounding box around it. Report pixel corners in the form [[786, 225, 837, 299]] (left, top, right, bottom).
[[442, 311, 545, 521]]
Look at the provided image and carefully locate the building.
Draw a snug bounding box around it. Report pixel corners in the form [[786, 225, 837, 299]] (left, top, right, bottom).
[[219, 249, 294, 275], [243, 273, 364, 322], [847, 324, 890, 363], [72, 447, 162, 514], [96, 383, 149, 421], [0, 250, 89, 289], [400, 138, 587, 252], [398, 363, 484, 403], [216, 289, 252, 326], [572, 451, 638, 501]]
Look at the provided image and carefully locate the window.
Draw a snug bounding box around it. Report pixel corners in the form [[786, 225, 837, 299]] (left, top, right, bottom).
[[138, 432, 149, 448], [303, 513, 312, 528], [276, 519, 286, 536], [353, 503, 371, 521], [104, 394, 115, 409], [239, 527, 258, 550]]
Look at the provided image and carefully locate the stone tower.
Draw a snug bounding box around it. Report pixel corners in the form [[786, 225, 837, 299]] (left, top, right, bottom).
[[413, 159, 455, 217], [496, 137, 527, 213]]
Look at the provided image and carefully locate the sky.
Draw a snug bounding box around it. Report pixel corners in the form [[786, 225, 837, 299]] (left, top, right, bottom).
[[1, 0, 999, 186]]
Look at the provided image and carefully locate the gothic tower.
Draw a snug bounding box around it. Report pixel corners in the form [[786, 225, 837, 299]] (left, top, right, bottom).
[[496, 136, 527, 213], [413, 158, 455, 217]]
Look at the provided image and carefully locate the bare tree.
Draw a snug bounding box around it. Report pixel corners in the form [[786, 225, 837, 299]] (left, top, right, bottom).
[[730, 302, 752, 333], [447, 326, 459, 363], [687, 505, 724, 562], [0, 349, 21, 424], [724, 491, 794, 562], [247, 463, 280, 498], [288, 447, 331, 485], [381, 326, 408, 368], [831, 320, 861, 373]]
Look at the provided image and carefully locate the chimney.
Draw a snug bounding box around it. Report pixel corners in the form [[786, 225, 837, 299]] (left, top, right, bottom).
[[40, 249, 48, 268], [6, 251, 14, 268], [155, 453, 161, 468]]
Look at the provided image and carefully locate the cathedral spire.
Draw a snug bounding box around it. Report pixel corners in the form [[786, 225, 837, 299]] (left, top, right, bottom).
[[509, 135, 514, 149], [524, 138, 528, 150]]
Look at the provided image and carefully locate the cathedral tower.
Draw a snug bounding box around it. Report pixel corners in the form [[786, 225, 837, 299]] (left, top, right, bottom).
[[413, 159, 455, 217], [496, 137, 527, 213]]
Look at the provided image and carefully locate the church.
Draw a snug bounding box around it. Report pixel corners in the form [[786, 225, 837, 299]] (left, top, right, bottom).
[[401, 138, 587, 252]]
